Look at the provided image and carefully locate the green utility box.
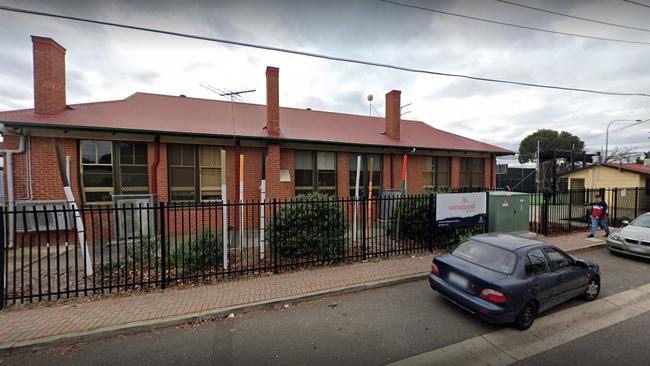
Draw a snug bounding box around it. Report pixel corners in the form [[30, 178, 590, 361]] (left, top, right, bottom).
[[488, 191, 530, 233]]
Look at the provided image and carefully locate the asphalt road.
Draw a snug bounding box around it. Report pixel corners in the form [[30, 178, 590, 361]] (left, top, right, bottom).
[[1, 248, 648, 366]]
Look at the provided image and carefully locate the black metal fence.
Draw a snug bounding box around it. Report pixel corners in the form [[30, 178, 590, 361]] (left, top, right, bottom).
[[1, 194, 487, 307], [527, 187, 650, 236]]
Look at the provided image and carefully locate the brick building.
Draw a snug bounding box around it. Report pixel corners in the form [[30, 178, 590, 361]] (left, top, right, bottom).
[[0, 36, 511, 215]]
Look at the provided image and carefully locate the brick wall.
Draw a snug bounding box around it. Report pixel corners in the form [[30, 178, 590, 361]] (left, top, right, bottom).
[[337, 151, 350, 196]]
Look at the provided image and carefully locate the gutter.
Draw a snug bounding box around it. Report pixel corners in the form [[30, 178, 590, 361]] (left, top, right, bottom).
[[0, 121, 514, 156]]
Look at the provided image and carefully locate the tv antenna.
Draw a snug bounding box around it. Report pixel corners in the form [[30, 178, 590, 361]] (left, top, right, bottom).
[[400, 102, 412, 117], [200, 84, 256, 136]]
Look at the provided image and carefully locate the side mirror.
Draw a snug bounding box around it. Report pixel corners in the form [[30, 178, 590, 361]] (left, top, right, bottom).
[[622, 220, 629, 226]]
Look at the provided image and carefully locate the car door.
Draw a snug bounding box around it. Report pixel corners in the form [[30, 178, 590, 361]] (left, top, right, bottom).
[[525, 248, 557, 312], [543, 248, 587, 300]]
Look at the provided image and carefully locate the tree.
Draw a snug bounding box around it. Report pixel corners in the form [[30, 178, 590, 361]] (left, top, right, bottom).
[[518, 129, 585, 163]]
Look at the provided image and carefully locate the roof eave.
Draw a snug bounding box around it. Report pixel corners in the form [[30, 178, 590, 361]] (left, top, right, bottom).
[[0, 119, 513, 155]]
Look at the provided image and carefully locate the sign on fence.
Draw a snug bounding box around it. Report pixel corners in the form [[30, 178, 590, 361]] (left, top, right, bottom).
[[436, 192, 487, 228]]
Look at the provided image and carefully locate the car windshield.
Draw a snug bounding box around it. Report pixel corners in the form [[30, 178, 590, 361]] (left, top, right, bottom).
[[630, 215, 650, 228], [452, 240, 517, 274]]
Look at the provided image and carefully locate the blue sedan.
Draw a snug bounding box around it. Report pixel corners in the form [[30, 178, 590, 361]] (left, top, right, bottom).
[[429, 233, 601, 330]]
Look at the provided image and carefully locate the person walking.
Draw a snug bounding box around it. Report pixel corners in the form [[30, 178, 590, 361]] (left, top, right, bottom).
[[588, 194, 610, 238]]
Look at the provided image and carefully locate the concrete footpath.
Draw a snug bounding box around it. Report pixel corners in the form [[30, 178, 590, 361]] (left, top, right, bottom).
[[0, 232, 605, 353]]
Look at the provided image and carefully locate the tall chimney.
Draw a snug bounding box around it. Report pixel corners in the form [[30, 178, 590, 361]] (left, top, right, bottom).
[[32, 36, 66, 115], [385, 90, 401, 140], [266, 66, 280, 137]]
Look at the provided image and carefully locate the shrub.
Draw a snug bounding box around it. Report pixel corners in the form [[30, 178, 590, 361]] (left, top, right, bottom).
[[388, 194, 433, 242], [170, 228, 223, 272], [268, 193, 347, 259]]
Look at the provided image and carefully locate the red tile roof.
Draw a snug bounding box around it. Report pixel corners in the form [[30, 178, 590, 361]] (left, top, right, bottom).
[[603, 163, 650, 175], [0, 92, 512, 154]]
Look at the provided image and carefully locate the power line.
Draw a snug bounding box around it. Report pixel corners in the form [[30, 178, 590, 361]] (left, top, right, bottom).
[[623, 0, 650, 10], [497, 0, 650, 33], [379, 0, 650, 45], [1, 4, 650, 98]]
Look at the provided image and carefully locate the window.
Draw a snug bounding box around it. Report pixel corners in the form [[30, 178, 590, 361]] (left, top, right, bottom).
[[460, 158, 485, 188], [423, 156, 451, 189], [168, 144, 223, 202], [81, 140, 114, 203], [526, 249, 550, 277], [81, 140, 149, 204], [452, 240, 517, 274], [199, 146, 222, 201], [169, 144, 196, 201], [544, 248, 572, 270], [118, 142, 148, 194], [294, 150, 336, 195], [349, 154, 382, 197]]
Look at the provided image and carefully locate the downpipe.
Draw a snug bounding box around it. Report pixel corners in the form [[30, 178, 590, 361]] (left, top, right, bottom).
[[0, 123, 26, 248]]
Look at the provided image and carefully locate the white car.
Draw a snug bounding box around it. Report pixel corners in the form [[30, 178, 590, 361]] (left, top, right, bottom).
[[607, 213, 650, 259]]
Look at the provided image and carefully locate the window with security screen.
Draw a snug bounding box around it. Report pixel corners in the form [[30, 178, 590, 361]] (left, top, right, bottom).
[[460, 158, 485, 188], [199, 146, 222, 201], [119, 142, 149, 194], [81, 140, 114, 203], [168, 144, 224, 202], [423, 156, 450, 189], [294, 150, 336, 195], [80, 140, 149, 203], [168, 144, 196, 202]]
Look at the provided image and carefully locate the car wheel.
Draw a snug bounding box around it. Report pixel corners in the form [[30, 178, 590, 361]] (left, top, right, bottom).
[[582, 278, 600, 301], [514, 301, 537, 330]]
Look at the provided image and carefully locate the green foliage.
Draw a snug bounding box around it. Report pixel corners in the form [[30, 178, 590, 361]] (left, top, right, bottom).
[[388, 195, 433, 242], [170, 229, 223, 272], [445, 226, 485, 253], [518, 129, 585, 163], [268, 193, 347, 259]]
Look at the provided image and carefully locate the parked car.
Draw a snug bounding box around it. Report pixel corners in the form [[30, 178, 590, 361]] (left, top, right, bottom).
[[607, 213, 650, 259], [428, 233, 601, 330]]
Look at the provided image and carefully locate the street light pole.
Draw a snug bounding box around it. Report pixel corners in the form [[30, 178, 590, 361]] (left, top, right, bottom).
[[605, 119, 641, 162]]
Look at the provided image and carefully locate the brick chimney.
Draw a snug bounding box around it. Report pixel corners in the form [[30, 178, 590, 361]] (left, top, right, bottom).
[[266, 66, 280, 137], [32, 36, 66, 114], [385, 90, 401, 140]]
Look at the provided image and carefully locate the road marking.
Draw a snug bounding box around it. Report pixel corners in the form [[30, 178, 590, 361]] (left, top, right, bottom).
[[387, 283, 650, 366]]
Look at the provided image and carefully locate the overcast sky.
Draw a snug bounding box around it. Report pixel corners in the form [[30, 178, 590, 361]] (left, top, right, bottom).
[[1, 0, 650, 158]]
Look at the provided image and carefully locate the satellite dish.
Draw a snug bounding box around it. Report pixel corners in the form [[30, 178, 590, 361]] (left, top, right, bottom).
[[367, 94, 374, 102]]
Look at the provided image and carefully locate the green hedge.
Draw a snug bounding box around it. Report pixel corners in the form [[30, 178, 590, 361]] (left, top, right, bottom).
[[268, 193, 347, 259]]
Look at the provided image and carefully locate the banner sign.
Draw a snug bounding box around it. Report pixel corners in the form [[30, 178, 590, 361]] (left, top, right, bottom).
[[436, 192, 487, 228]]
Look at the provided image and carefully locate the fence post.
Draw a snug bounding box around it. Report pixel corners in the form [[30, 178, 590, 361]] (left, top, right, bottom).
[[159, 202, 166, 290], [568, 188, 573, 232], [272, 199, 278, 274], [427, 194, 435, 252], [634, 187, 639, 219], [361, 196, 367, 261], [484, 191, 489, 234], [542, 192, 549, 236], [0, 207, 4, 310], [612, 188, 618, 226]]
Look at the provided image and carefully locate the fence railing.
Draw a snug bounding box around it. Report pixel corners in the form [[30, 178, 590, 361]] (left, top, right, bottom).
[[526, 187, 650, 236], [1, 194, 486, 307]]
